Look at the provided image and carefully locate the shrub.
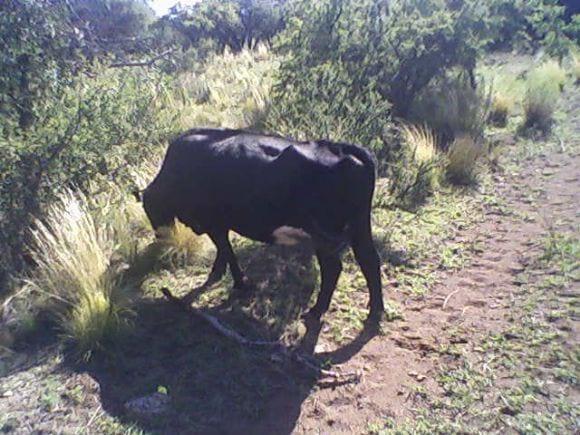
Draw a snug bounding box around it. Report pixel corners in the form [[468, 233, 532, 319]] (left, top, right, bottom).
[[24, 189, 137, 359], [485, 0, 574, 58], [0, 67, 176, 287], [521, 61, 564, 133], [276, 0, 488, 118], [265, 61, 391, 156], [410, 72, 491, 146], [445, 135, 484, 185]]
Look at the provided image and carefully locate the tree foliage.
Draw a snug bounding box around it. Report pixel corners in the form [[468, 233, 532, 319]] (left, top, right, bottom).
[[275, 0, 489, 118], [157, 0, 287, 52], [0, 1, 170, 284], [486, 0, 577, 57]]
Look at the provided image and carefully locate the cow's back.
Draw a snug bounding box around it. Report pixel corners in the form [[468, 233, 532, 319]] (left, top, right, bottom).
[[145, 129, 375, 241]]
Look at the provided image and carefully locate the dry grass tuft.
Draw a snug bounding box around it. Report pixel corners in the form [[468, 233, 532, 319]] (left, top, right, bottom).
[[25, 189, 135, 359], [445, 135, 484, 185], [388, 123, 441, 210], [520, 60, 567, 134], [489, 91, 515, 127], [535, 60, 567, 90], [170, 47, 277, 130], [400, 123, 438, 163], [157, 219, 208, 266]]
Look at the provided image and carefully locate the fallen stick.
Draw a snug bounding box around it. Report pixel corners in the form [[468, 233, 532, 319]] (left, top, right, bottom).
[[161, 287, 361, 384]]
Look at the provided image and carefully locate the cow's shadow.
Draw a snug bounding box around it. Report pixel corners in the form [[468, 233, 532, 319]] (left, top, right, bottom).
[[73, 240, 378, 434]]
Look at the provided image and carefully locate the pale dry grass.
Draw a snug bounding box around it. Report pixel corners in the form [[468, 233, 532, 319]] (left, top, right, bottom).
[[25, 189, 134, 358], [445, 135, 484, 185], [400, 123, 438, 163], [156, 219, 209, 266], [522, 61, 564, 133], [534, 60, 567, 90], [489, 91, 515, 127], [169, 47, 277, 130]]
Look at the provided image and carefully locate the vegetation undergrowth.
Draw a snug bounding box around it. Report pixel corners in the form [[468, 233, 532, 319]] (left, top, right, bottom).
[[372, 232, 579, 434], [21, 189, 139, 359], [1, 0, 579, 431], [521, 61, 567, 134], [2, 48, 277, 358]]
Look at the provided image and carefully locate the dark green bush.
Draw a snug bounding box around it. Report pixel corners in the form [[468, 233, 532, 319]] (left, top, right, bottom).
[[0, 68, 175, 285], [486, 0, 576, 58], [274, 0, 489, 118], [265, 61, 391, 157]]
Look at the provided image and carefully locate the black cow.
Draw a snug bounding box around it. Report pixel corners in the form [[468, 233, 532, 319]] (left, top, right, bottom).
[[143, 128, 384, 321]]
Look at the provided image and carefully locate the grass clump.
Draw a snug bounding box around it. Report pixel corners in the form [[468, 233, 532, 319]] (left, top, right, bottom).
[[171, 47, 277, 130], [411, 72, 491, 145], [400, 123, 437, 163], [535, 60, 567, 90], [489, 91, 515, 127], [445, 135, 485, 185], [521, 60, 566, 134], [388, 123, 441, 211], [24, 189, 136, 359], [156, 219, 208, 267]]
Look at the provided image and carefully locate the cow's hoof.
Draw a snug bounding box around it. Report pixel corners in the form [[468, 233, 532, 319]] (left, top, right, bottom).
[[366, 308, 384, 324], [301, 308, 323, 323], [233, 276, 253, 293], [180, 292, 196, 306]]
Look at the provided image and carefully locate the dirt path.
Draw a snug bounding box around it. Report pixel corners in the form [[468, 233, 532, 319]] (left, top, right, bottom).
[[248, 91, 580, 434]]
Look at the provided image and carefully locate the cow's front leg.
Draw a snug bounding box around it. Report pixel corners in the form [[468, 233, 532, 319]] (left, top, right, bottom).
[[304, 250, 342, 320], [213, 231, 250, 291], [181, 243, 227, 305]]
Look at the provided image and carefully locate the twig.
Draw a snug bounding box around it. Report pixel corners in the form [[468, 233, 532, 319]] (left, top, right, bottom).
[[161, 287, 361, 384], [84, 404, 103, 432], [109, 49, 176, 68], [442, 289, 460, 310]]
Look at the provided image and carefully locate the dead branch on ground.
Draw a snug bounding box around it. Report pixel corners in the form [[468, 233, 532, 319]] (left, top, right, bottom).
[[161, 287, 361, 386]]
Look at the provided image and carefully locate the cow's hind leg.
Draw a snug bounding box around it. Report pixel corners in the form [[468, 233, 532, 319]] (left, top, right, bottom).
[[351, 214, 384, 320], [305, 250, 342, 320]]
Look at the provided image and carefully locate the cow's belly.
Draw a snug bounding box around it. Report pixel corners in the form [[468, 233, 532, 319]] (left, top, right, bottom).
[[231, 220, 308, 245]]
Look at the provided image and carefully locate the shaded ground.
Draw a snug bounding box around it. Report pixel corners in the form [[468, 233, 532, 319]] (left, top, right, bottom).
[[0, 60, 578, 434]]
